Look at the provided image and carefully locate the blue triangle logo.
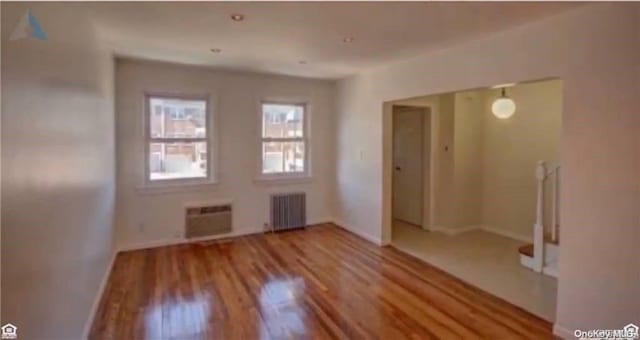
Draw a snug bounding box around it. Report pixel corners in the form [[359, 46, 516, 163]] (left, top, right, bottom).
[[27, 10, 47, 40], [10, 9, 47, 41]]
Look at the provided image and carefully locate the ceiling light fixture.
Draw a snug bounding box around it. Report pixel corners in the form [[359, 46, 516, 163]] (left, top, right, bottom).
[[342, 37, 355, 43], [230, 14, 245, 21], [491, 83, 516, 89], [210, 48, 222, 53], [492, 88, 516, 119]]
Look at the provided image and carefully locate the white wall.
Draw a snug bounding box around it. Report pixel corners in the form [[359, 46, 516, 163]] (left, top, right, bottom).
[[433, 94, 456, 227], [452, 90, 484, 228], [336, 2, 639, 334], [1, 3, 115, 339], [115, 59, 335, 249], [481, 80, 562, 239]]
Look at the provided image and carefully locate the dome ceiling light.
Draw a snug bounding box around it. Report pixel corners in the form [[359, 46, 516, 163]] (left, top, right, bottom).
[[492, 87, 516, 119]]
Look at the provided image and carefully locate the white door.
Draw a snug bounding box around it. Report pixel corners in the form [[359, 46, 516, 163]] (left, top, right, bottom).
[[392, 106, 424, 226]]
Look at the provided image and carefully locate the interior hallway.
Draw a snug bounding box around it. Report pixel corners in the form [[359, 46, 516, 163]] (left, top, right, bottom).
[[392, 220, 557, 321]]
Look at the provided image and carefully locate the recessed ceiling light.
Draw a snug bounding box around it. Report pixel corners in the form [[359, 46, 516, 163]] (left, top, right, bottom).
[[230, 14, 245, 21], [210, 48, 222, 53], [343, 37, 355, 43]]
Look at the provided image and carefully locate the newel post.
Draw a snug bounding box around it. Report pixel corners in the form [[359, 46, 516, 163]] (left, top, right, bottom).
[[533, 161, 546, 272]]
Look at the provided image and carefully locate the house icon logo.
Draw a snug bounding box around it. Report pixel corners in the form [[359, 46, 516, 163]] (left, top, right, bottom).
[[1, 323, 17, 339], [625, 323, 639, 339]]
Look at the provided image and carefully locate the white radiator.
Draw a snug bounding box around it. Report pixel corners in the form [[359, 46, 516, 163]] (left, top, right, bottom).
[[185, 204, 232, 238], [270, 192, 306, 231]]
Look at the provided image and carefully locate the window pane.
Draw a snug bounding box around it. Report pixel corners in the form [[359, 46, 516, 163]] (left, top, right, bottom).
[[149, 142, 207, 180], [262, 141, 305, 174], [262, 104, 303, 138], [150, 97, 206, 138]]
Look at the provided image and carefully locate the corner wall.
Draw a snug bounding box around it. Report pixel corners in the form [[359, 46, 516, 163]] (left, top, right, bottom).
[[336, 3, 639, 332], [1, 3, 116, 338]]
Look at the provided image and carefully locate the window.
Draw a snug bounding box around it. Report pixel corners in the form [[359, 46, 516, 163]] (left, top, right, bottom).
[[165, 106, 186, 120], [146, 95, 210, 182], [260, 102, 308, 177]]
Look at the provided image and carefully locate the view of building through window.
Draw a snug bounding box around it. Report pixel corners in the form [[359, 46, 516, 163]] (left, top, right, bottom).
[[261, 103, 306, 175], [148, 97, 208, 181]]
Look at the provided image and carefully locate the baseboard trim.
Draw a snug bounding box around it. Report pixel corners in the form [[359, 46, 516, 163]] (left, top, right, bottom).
[[333, 220, 383, 246], [427, 224, 532, 243], [118, 219, 334, 253], [82, 250, 118, 339], [553, 323, 574, 339], [429, 225, 480, 236], [310, 219, 335, 226], [117, 229, 260, 252], [481, 226, 532, 243]]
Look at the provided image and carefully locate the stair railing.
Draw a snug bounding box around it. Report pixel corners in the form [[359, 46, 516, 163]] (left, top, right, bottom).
[[534, 160, 561, 273], [547, 161, 560, 243], [534, 161, 546, 272]]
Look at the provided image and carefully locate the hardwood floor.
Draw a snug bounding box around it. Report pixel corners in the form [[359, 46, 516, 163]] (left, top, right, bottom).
[[90, 224, 554, 339]]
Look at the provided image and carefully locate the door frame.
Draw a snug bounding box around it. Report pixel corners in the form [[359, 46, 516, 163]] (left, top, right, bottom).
[[385, 102, 434, 244], [391, 105, 426, 228]]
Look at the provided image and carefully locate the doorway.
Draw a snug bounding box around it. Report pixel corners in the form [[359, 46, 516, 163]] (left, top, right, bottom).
[[392, 105, 429, 228], [383, 79, 563, 322]]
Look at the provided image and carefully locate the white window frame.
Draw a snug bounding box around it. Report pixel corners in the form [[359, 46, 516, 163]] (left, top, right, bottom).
[[258, 100, 310, 181], [143, 93, 215, 187]]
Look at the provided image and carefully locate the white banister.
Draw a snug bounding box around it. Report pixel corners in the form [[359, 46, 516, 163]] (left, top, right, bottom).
[[521, 160, 560, 275], [550, 166, 559, 243], [533, 161, 546, 272]]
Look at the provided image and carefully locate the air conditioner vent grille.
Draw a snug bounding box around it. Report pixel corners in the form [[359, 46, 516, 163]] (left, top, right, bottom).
[[185, 204, 232, 238]]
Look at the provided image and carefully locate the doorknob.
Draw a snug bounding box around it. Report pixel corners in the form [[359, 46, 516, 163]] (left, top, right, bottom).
[[395, 166, 401, 171]]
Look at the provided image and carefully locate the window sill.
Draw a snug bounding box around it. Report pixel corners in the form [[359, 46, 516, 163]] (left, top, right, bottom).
[[253, 175, 313, 185], [135, 180, 218, 195]]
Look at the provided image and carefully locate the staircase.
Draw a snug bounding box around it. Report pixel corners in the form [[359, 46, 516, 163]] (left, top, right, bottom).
[[519, 160, 560, 278]]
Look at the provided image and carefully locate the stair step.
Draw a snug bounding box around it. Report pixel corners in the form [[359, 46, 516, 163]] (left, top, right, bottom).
[[518, 244, 534, 257]]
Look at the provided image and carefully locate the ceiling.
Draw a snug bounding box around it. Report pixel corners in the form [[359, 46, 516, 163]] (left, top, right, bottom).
[[87, 2, 579, 79]]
